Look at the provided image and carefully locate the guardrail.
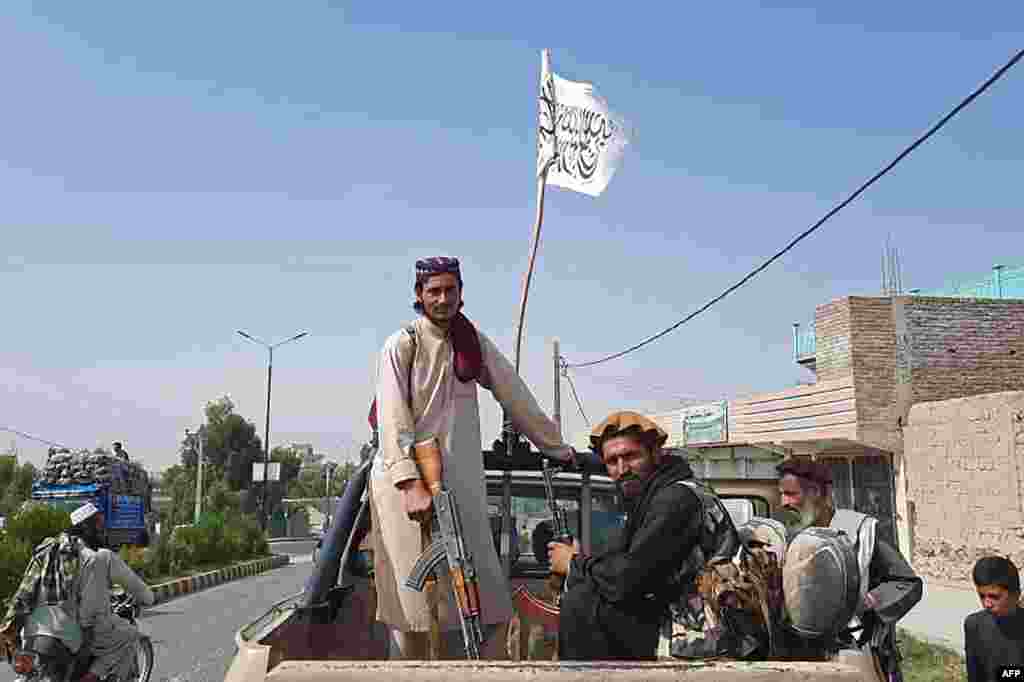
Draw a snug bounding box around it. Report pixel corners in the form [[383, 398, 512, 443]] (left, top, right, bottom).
[[792, 321, 816, 362]]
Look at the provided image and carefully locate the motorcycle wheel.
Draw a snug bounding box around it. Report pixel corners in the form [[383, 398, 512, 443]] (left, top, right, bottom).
[[133, 636, 154, 682]]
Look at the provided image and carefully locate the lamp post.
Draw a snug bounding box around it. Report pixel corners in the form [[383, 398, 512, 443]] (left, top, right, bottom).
[[237, 330, 308, 531], [323, 460, 337, 524]]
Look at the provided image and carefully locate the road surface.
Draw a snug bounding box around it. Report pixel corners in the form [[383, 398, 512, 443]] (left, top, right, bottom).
[[4, 540, 316, 682]]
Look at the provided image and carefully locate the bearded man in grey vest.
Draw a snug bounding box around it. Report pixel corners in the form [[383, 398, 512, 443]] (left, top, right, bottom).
[[774, 460, 921, 679]]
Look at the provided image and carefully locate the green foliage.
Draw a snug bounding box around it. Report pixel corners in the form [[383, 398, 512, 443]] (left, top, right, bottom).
[[0, 504, 70, 608], [157, 511, 268, 574], [235, 514, 269, 557], [0, 534, 33, 609], [270, 446, 303, 486], [204, 476, 239, 515], [160, 465, 196, 527], [0, 461, 37, 517], [119, 545, 147, 574], [897, 628, 966, 682], [179, 396, 264, 491], [5, 503, 71, 548]]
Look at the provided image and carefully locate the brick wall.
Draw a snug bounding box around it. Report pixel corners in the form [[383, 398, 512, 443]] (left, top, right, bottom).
[[905, 297, 1024, 403], [904, 391, 1024, 582], [814, 298, 853, 382], [847, 297, 898, 452]]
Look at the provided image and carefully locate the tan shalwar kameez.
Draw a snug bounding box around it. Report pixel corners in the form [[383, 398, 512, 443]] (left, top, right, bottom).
[[370, 316, 571, 637], [77, 547, 155, 680]]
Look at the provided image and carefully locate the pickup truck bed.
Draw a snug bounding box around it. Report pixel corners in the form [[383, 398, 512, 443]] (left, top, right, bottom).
[[225, 579, 869, 682]]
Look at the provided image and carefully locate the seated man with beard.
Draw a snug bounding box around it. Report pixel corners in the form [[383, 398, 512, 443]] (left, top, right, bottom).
[[772, 460, 921, 676], [546, 411, 708, 661]]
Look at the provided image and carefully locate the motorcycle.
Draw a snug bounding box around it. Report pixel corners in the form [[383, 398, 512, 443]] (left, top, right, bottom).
[[10, 593, 154, 682]]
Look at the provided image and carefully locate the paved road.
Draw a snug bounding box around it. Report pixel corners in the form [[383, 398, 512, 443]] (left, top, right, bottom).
[[899, 578, 979, 654], [4, 543, 315, 682], [267, 539, 317, 558]]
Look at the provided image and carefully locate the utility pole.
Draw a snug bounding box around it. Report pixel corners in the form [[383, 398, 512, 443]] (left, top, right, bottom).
[[323, 461, 336, 524], [552, 338, 562, 438], [188, 426, 206, 525]]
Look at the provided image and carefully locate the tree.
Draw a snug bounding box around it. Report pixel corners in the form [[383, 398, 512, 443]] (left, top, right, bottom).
[[160, 464, 196, 527], [0, 462, 36, 517], [270, 446, 302, 487], [179, 396, 263, 491]]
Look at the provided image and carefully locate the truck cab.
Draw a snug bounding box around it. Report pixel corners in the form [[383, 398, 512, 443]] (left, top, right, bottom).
[[224, 447, 868, 682]]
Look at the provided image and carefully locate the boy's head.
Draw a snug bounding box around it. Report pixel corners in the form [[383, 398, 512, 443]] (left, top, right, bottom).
[[972, 556, 1020, 618]]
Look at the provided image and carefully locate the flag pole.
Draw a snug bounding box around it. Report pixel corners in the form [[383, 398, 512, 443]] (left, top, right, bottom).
[[502, 49, 553, 580], [513, 49, 553, 374], [513, 169, 551, 374]]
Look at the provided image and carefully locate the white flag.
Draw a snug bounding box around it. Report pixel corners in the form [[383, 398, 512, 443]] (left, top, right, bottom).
[[537, 50, 632, 197]]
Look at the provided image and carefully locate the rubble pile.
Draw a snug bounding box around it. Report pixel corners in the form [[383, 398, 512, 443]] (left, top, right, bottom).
[[36, 449, 149, 496]]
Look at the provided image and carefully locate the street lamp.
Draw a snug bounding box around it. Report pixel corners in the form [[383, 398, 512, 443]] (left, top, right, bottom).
[[322, 460, 338, 524], [237, 330, 309, 531]]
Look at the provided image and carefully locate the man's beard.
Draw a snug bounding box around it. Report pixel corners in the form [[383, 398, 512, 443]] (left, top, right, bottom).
[[779, 495, 834, 533], [424, 304, 456, 325], [617, 474, 644, 498]]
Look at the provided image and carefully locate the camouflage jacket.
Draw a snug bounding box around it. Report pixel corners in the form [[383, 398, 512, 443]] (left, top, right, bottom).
[[0, 533, 83, 634]]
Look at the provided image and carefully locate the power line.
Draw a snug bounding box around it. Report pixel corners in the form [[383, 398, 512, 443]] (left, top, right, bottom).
[[569, 47, 1024, 369], [0, 427, 69, 450], [560, 358, 591, 428]]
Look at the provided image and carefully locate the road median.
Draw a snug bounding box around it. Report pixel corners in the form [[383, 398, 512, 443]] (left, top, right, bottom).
[[151, 554, 291, 604]]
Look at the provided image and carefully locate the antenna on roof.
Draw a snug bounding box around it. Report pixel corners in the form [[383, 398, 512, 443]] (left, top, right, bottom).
[[882, 235, 904, 296]]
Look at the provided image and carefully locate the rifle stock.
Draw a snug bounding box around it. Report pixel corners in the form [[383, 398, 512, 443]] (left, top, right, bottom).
[[511, 585, 560, 631]]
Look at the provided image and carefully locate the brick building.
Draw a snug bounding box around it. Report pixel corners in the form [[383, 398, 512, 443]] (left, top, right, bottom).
[[738, 278, 1023, 564], [572, 265, 1024, 579]]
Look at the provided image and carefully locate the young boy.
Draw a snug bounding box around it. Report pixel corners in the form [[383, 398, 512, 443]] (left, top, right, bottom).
[[965, 556, 1024, 681]]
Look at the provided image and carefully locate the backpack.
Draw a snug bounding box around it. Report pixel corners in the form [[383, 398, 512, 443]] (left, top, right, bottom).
[[671, 479, 740, 589], [664, 479, 739, 639]]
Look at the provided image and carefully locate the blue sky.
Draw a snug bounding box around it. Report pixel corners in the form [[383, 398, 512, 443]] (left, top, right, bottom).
[[2, 3, 1023, 471]]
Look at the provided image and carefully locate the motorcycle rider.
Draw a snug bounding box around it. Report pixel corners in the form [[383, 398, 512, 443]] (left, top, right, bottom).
[[1, 502, 155, 681]]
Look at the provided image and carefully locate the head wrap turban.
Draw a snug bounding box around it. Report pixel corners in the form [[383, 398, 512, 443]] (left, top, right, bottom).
[[415, 257, 462, 286]]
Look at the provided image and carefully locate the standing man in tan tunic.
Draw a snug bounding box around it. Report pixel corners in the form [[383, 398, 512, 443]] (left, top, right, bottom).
[[371, 256, 574, 660]]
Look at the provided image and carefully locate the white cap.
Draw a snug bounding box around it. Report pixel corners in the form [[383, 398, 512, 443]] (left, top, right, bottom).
[[70, 502, 100, 526]]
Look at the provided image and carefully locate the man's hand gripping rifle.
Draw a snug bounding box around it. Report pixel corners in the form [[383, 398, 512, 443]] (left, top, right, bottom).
[[544, 454, 577, 598], [404, 439, 485, 659]]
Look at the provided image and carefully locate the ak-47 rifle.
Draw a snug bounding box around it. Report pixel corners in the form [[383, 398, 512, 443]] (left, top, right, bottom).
[[540, 456, 575, 605], [510, 454, 585, 635], [541, 457, 574, 548], [404, 439, 485, 659]]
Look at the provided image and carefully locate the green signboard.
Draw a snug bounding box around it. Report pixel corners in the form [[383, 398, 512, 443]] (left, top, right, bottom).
[[682, 401, 728, 446]]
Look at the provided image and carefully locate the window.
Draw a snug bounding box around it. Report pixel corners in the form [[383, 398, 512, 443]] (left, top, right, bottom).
[[487, 480, 624, 574], [590, 491, 626, 557], [721, 498, 755, 526]]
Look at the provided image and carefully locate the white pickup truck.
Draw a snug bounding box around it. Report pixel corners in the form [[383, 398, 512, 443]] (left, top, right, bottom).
[[225, 448, 874, 682]]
